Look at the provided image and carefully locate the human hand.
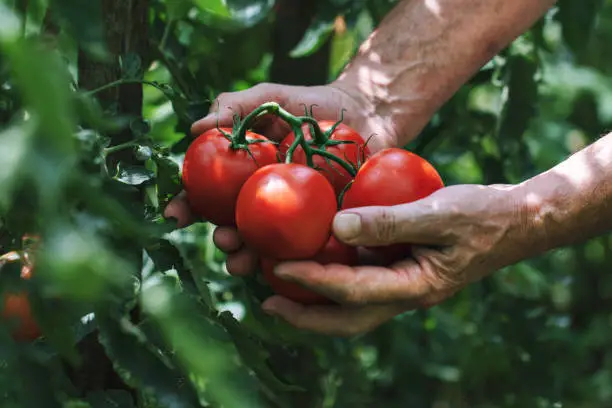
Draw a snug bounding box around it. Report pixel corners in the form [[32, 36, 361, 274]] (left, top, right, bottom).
[[259, 184, 536, 336], [164, 81, 398, 274]]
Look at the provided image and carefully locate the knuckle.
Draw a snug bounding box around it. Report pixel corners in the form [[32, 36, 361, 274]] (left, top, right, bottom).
[[337, 286, 366, 306], [214, 91, 232, 104], [253, 82, 274, 91], [373, 208, 399, 244]]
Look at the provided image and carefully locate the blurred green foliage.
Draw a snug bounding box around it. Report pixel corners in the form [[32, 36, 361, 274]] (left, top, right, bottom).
[[0, 0, 611, 407]]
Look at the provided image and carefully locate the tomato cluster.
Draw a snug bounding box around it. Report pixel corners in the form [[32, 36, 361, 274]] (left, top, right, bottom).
[[182, 107, 444, 305]]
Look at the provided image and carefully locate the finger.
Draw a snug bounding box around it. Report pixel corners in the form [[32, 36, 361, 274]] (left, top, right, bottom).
[[274, 260, 435, 306], [225, 248, 258, 276], [261, 296, 406, 337], [212, 227, 243, 253], [332, 199, 456, 247], [163, 191, 197, 228]]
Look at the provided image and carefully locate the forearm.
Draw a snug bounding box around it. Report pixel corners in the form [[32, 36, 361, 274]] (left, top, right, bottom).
[[517, 133, 612, 254], [333, 0, 557, 147]]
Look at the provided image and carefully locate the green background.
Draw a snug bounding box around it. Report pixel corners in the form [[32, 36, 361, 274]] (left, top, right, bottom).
[[0, 0, 611, 407]]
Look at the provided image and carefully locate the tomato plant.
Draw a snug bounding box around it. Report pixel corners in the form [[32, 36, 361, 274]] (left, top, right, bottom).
[[260, 235, 359, 304], [341, 148, 444, 263], [182, 127, 279, 226], [280, 121, 370, 194], [235, 163, 337, 260]]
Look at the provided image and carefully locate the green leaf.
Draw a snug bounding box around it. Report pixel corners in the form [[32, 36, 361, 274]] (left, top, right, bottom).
[[97, 313, 201, 408], [2, 39, 76, 155], [495, 54, 538, 181], [48, 0, 107, 57], [129, 118, 151, 138], [290, 6, 336, 58], [167, 0, 195, 21], [225, 0, 276, 27], [152, 154, 181, 207], [495, 263, 549, 300], [0, 3, 21, 41], [0, 123, 33, 213], [218, 311, 305, 393], [120, 53, 143, 81], [141, 279, 265, 408], [193, 0, 231, 17], [115, 165, 155, 186], [556, 0, 604, 58], [85, 390, 135, 408]]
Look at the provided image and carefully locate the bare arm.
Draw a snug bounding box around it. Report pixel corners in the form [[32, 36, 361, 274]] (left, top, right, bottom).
[[517, 133, 612, 255], [333, 0, 558, 147]]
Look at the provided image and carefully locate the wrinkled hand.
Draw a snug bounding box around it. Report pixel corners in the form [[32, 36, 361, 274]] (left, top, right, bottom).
[[165, 81, 394, 274], [258, 184, 534, 336]]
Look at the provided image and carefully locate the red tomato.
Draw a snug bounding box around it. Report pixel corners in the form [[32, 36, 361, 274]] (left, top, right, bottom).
[[1, 261, 41, 342], [2, 292, 41, 342], [260, 235, 359, 305], [280, 121, 370, 195], [235, 163, 337, 260], [341, 148, 444, 263], [182, 128, 279, 226]]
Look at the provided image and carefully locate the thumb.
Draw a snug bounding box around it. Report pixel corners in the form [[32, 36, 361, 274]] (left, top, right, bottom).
[[332, 204, 450, 247]]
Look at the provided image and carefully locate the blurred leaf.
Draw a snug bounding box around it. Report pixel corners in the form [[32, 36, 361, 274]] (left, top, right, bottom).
[[0, 123, 33, 213], [194, 0, 231, 17], [167, 0, 195, 20], [218, 311, 305, 394], [290, 5, 336, 58], [120, 53, 143, 81], [129, 118, 151, 138], [2, 39, 76, 154], [85, 390, 135, 408], [496, 54, 538, 180], [224, 0, 276, 27], [495, 263, 549, 300], [97, 313, 201, 408], [556, 0, 604, 58], [49, 0, 106, 57], [141, 278, 264, 408]]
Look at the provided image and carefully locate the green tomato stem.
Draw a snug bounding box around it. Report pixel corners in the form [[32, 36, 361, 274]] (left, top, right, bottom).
[[104, 141, 139, 155], [233, 102, 357, 177], [310, 148, 357, 177]]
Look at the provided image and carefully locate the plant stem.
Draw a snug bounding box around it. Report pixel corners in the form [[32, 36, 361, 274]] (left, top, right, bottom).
[[232, 102, 357, 176], [104, 141, 138, 155], [286, 124, 314, 167], [84, 79, 167, 97], [311, 148, 357, 177]]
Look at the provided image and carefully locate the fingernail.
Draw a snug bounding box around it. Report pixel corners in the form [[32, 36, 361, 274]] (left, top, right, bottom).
[[274, 263, 290, 278], [262, 303, 277, 316], [333, 213, 362, 240]]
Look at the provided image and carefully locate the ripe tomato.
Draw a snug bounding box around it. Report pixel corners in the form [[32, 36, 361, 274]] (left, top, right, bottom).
[[182, 128, 279, 226], [341, 148, 444, 263], [1, 260, 41, 342], [235, 163, 337, 260], [280, 121, 370, 195], [2, 292, 41, 342], [261, 235, 359, 304]]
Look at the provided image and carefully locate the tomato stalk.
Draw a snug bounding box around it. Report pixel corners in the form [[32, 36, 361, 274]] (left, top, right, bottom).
[[233, 102, 357, 177]]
